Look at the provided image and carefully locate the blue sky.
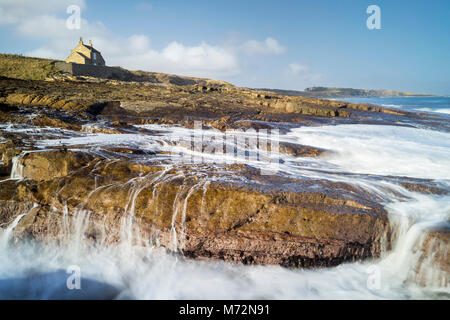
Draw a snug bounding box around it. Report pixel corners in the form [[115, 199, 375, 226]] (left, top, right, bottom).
[[0, 0, 449, 94]]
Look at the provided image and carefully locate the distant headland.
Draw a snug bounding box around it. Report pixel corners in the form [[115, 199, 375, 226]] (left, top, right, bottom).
[[255, 86, 437, 98]]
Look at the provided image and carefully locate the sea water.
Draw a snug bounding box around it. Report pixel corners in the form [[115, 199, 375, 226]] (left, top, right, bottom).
[[337, 96, 450, 115]]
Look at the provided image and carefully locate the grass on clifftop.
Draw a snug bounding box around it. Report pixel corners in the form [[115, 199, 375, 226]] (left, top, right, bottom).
[[0, 54, 61, 81], [0, 53, 234, 88]]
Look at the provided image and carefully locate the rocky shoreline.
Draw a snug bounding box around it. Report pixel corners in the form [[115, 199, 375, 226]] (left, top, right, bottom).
[[1, 149, 391, 267], [0, 74, 448, 291]]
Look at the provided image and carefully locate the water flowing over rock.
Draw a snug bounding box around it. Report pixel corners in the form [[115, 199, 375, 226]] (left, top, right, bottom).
[[0, 72, 449, 299], [411, 226, 449, 287], [3, 149, 390, 267]]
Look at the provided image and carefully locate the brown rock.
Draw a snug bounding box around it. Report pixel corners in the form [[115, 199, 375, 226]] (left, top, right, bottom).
[[400, 182, 448, 195], [278, 142, 325, 157], [411, 226, 449, 287], [9, 151, 391, 268], [20, 150, 96, 181]]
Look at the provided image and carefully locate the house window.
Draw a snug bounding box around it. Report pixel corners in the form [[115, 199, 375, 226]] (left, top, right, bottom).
[[93, 52, 97, 61]]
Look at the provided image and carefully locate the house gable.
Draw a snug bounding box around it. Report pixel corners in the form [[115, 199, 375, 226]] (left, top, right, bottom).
[[65, 38, 106, 66]]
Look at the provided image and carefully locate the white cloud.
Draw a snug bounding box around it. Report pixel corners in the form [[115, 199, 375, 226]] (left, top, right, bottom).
[[288, 63, 308, 75], [0, 0, 85, 25], [286, 62, 324, 86], [0, 0, 240, 78], [162, 42, 237, 72], [127, 34, 151, 54], [28, 32, 240, 78], [17, 16, 106, 39], [106, 38, 240, 77], [0, 1, 287, 79], [241, 37, 286, 56]]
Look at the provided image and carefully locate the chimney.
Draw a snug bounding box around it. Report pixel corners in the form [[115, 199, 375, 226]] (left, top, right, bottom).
[[79, 37, 83, 45], [89, 40, 92, 47]]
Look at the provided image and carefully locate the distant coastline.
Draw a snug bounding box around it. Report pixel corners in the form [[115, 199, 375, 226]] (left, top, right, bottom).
[[255, 86, 437, 99]]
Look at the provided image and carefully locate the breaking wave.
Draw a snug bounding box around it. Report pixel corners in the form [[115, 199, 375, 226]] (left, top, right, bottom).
[[0, 122, 449, 299]]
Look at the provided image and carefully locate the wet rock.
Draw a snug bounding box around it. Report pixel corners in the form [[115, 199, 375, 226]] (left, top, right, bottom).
[[0, 200, 35, 231], [87, 101, 128, 116], [278, 142, 325, 157], [80, 120, 138, 134], [31, 116, 81, 131], [0, 102, 18, 112], [410, 226, 449, 288], [0, 180, 35, 228], [20, 150, 96, 181], [7, 151, 391, 268], [0, 139, 22, 175], [0, 104, 82, 131], [80, 124, 122, 134], [400, 182, 448, 195], [5, 93, 85, 112], [103, 147, 148, 155]]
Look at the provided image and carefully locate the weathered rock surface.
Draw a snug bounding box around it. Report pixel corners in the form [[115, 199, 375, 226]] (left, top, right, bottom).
[[0, 76, 414, 127], [0, 180, 35, 226], [411, 226, 449, 287], [278, 142, 325, 157], [399, 181, 449, 195], [2, 150, 392, 267], [20, 150, 95, 181]]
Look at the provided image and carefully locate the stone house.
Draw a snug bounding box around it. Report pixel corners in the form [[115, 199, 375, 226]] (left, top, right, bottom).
[[65, 37, 105, 66]]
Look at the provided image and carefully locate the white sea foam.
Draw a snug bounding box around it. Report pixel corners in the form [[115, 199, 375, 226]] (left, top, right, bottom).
[[0, 122, 449, 299], [416, 107, 450, 115], [287, 124, 450, 180], [0, 212, 446, 300], [0, 214, 25, 250], [36, 133, 162, 151]]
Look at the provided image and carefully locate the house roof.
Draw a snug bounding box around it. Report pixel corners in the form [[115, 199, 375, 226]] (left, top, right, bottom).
[[80, 44, 101, 54]]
